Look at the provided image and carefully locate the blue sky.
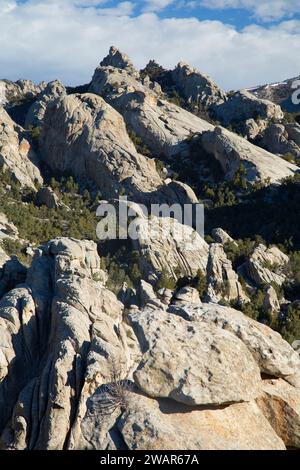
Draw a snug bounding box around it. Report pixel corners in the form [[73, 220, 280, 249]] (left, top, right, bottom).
[[158, 7, 256, 29], [1, 1, 300, 89], [135, 1, 300, 27], [63, 0, 300, 27]]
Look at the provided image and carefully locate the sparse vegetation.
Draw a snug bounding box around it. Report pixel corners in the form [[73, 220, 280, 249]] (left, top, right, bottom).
[[128, 130, 152, 157], [93, 360, 133, 416], [1, 238, 30, 265], [278, 302, 300, 344], [237, 288, 266, 321], [156, 267, 177, 291], [283, 112, 300, 124], [28, 125, 42, 142], [155, 158, 165, 176], [100, 246, 142, 295], [0, 172, 98, 250], [282, 152, 295, 163]]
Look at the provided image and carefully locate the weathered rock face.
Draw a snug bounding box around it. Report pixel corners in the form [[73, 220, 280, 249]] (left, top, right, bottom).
[[35, 186, 59, 209], [201, 126, 298, 184], [89, 52, 213, 158], [115, 90, 213, 158], [119, 392, 285, 450], [0, 213, 19, 241], [0, 79, 46, 107], [39, 92, 200, 206], [286, 123, 300, 147], [242, 244, 289, 287], [130, 213, 209, 282], [242, 118, 266, 140], [25, 80, 66, 129], [39, 93, 162, 199], [259, 123, 300, 158], [263, 286, 281, 317], [169, 303, 300, 386], [214, 90, 284, 126], [0, 107, 43, 189], [0, 257, 27, 299], [137, 280, 165, 309], [257, 379, 300, 448], [1, 241, 300, 450], [206, 244, 249, 303], [157, 287, 173, 305], [130, 308, 261, 406], [170, 62, 226, 110], [211, 227, 237, 246], [0, 238, 128, 450], [100, 46, 139, 77], [172, 286, 201, 306], [0, 287, 37, 425]]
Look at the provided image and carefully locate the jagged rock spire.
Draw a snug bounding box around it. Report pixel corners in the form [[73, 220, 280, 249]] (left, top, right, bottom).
[[171, 61, 227, 109], [100, 46, 138, 75], [142, 59, 165, 76]]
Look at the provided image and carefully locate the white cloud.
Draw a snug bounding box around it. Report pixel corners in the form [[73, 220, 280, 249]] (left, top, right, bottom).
[[0, 0, 299, 90], [0, 1, 17, 13]]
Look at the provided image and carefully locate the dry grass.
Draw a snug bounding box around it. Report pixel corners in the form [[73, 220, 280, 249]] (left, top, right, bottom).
[[94, 360, 133, 416]]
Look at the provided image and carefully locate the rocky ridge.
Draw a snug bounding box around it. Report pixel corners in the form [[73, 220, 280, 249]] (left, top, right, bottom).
[[0, 47, 300, 451]]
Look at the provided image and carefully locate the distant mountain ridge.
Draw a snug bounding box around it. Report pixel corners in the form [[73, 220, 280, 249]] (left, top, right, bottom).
[[247, 75, 300, 113]]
